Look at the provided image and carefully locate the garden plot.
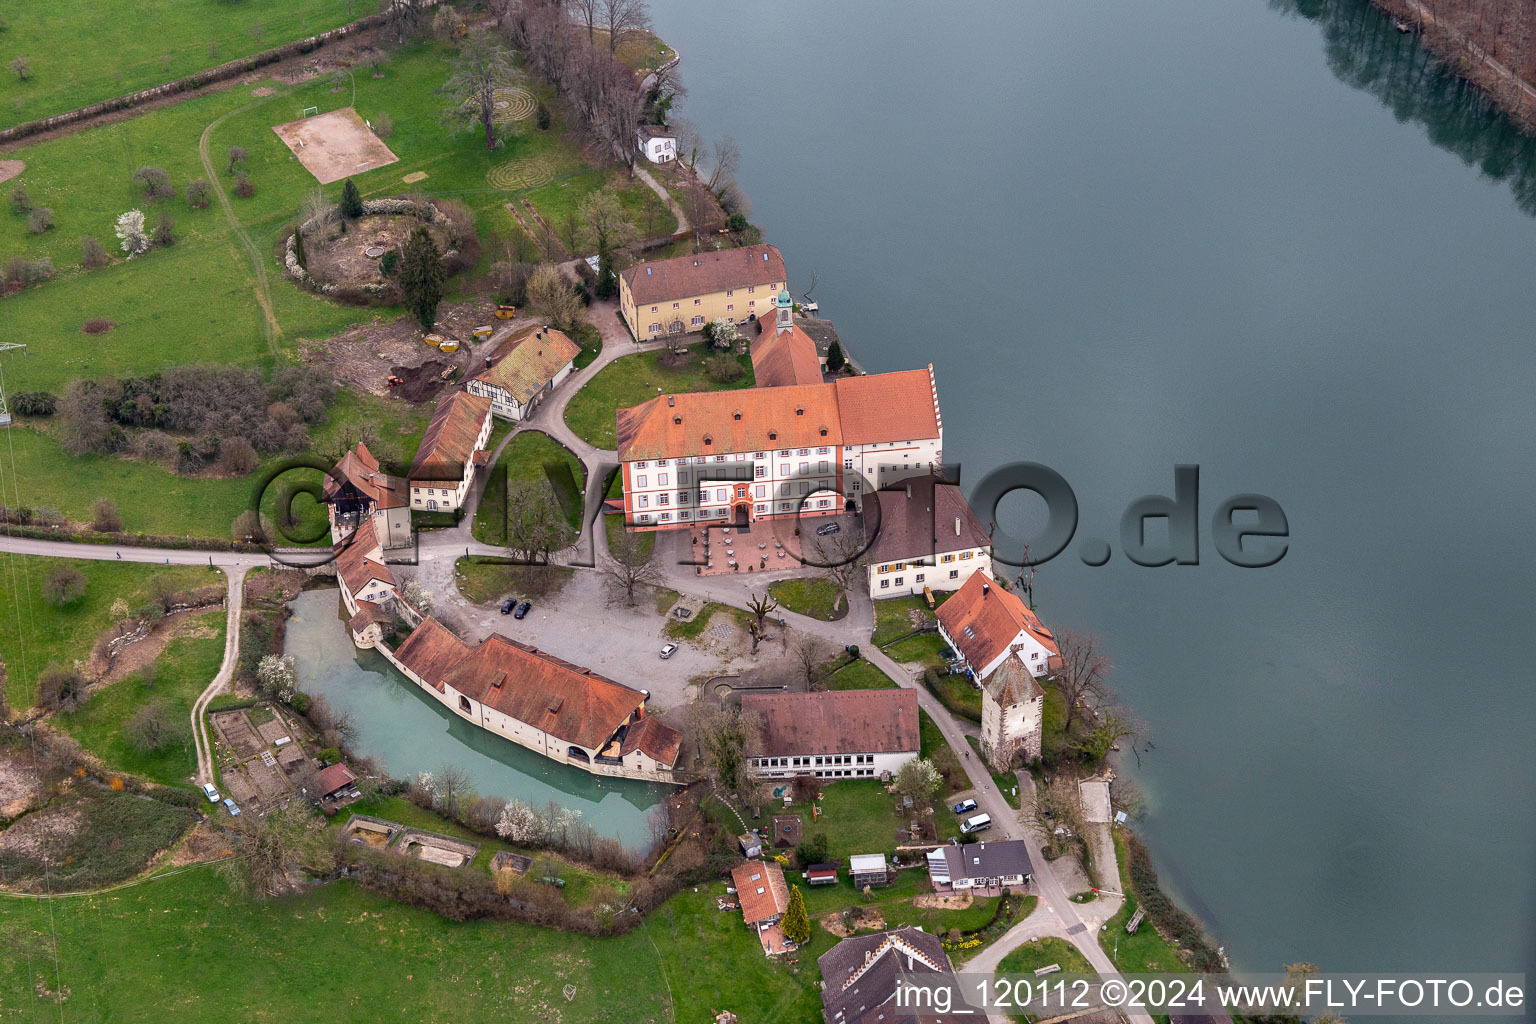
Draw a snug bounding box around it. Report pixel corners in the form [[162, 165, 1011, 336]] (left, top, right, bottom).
[[272, 107, 398, 184]]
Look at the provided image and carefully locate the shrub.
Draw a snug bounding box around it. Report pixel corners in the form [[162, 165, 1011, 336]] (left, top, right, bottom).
[[36, 662, 85, 710], [42, 565, 86, 607], [185, 178, 212, 209], [292, 227, 308, 269], [728, 212, 748, 232], [91, 498, 122, 532], [795, 831, 829, 866], [132, 166, 174, 200], [152, 211, 176, 247], [234, 173, 255, 198], [3, 256, 53, 287], [372, 112, 393, 138], [536, 100, 551, 131], [704, 353, 743, 384], [339, 178, 364, 219], [124, 700, 181, 753], [26, 206, 53, 233], [379, 248, 398, 276], [8, 184, 31, 215], [226, 146, 248, 174], [80, 235, 108, 269], [11, 391, 55, 416], [223, 437, 260, 475]]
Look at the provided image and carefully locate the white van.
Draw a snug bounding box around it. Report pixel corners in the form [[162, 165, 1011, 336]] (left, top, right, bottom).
[[960, 813, 992, 834]]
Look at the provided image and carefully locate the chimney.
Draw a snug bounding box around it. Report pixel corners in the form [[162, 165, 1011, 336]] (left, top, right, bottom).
[[906, 483, 912, 499], [982, 582, 990, 597], [667, 395, 675, 407]]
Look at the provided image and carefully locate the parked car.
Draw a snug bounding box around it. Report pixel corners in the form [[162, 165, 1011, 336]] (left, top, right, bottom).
[[959, 812, 992, 834], [222, 797, 241, 817], [659, 642, 678, 660], [514, 600, 532, 619], [201, 782, 220, 803], [952, 798, 978, 815], [815, 521, 841, 536], [500, 598, 517, 615]]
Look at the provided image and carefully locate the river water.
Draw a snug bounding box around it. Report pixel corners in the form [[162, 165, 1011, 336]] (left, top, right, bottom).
[[646, 0, 1536, 980], [283, 589, 668, 850]]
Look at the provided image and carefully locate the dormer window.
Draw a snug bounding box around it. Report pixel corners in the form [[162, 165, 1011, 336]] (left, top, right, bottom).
[[795, 407, 804, 416], [768, 431, 777, 441], [703, 435, 713, 446], [819, 427, 828, 437], [733, 410, 742, 420], [673, 416, 681, 425]]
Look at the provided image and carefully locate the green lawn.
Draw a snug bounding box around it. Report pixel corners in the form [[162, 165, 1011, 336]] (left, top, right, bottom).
[[605, 514, 656, 558], [768, 577, 841, 621], [564, 348, 754, 449], [1099, 832, 1191, 974], [926, 670, 984, 724], [472, 429, 587, 544], [919, 709, 969, 797], [883, 631, 949, 668], [966, 735, 1023, 809], [453, 556, 573, 606], [872, 594, 942, 646], [0, 557, 221, 708], [55, 610, 226, 788], [823, 657, 898, 690], [0, 0, 363, 124], [663, 601, 725, 640], [998, 935, 1094, 976]]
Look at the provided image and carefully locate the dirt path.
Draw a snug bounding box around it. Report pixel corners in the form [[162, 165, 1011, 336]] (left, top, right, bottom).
[[199, 97, 285, 355], [634, 164, 688, 239], [192, 567, 247, 785]]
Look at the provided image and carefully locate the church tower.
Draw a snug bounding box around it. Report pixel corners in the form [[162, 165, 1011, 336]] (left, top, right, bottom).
[[774, 288, 794, 335]]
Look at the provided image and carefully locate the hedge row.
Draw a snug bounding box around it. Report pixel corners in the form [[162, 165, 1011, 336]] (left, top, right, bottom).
[[1123, 831, 1225, 971]]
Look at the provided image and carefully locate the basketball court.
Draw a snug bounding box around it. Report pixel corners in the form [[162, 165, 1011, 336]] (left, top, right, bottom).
[[271, 106, 399, 184]]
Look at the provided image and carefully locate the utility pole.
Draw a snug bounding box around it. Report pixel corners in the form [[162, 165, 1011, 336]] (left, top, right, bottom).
[[0, 343, 26, 427]]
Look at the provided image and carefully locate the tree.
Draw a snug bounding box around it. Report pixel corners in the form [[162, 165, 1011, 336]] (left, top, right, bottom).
[[152, 211, 176, 247], [524, 264, 583, 331], [535, 99, 551, 130], [379, 0, 429, 45], [401, 576, 434, 614], [25, 207, 52, 233], [439, 33, 516, 152], [115, 209, 149, 255], [825, 339, 846, 372], [372, 111, 394, 138], [256, 653, 298, 701], [572, 0, 599, 42], [600, 0, 651, 56], [224, 803, 324, 897], [1077, 706, 1138, 763], [91, 498, 122, 532], [10, 57, 29, 81], [399, 226, 445, 331], [793, 635, 832, 689], [782, 884, 811, 944], [226, 146, 248, 174], [43, 565, 86, 607], [1052, 628, 1110, 734], [704, 136, 740, 195], [703, 317, 740, 350], [806, 529, 866, 612], [124, 699, 181, 752], [505, 481, 575, 563], [36, 662, 85, 710], [185, 179, 212, 209], [8, 184, 31, 215], [496, 797, 538, 842], [893, 758, 942, 804], [293, 226, 308, 269], [604, 527, 663, 606], [435, 762, 474, 818], [686, 701, 761, 809], [132, 166, 174, 200], [578, 187, 637, 297], [795, 831, 829, 867], [744, 591, 779, 650], [1029, 775, 1087, 861], [233, 172, 255, 198], [339, 177, 363, 219], [80, 235, 108, 269]]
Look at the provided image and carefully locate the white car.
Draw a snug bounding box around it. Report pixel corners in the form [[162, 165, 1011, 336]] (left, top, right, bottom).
[[659, 643, 678, 660], [202, 782, 220, 803]]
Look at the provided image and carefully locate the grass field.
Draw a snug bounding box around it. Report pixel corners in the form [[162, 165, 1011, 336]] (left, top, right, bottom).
[[472, 429, 586, 544], [998, 935, 1094, 976], [55, 609, 226, 787], [919, 709, 969, 797], [0, 556, 221, 708], [872, 593, 943, 645], [1100, 831, 1190, 974], [926, 669, 984, 723], [453, 556, 572, 606], [883, 630, 950, 668], [823, 657, 898, 690], [0, 0, 363, 124], [768, 576, 841, 620], [564, 348, 755, 448], [965, 735, 1023, 809], [0, 789, 196, 893]]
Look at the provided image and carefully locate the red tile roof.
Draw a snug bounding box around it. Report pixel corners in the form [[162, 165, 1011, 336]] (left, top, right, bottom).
[[623, 243, 785, 308], [617, 382, 838, 461], [833, 367, 941, 446], [348, 599, 391, 633], [742, 690, 919, 757], [334, 521, 395, 597], [620, 715, 683, 768], [439, 635, 649, 753], [324, 442, 407, 510], [408, 392, 492, 483], [936, 571, 1059, 673], [751, 322, 823, 388], [313, 762, 357, 797], [731, 860, 788, 926], [393, 617, 473, 693]]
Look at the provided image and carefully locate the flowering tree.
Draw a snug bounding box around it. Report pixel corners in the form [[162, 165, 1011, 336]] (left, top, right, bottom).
[[704, 317, 740, 350], [495, 798, 538, 842], [115, 209, 149, 255], [894, 757, 942, 803], [256, 654, 298, 703], [401, 577, 433, 614]]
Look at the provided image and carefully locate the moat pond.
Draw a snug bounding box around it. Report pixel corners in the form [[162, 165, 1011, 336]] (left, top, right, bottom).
[[283, 589, 667, 851], [650, 0, 1536, 985]]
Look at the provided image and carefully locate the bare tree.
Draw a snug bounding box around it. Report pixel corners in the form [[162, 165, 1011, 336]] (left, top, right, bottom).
[[379, 0, 430, 46], [571, 0, 599, 42], [124, 699, 182, 753], [505, 480, 576, 563], [805, 529, 866, 613], [223, 804, 324, 897], [685, 701, 762, 810], [525, 264, 584, 331], [704, 136, 740, 195], [439, 33, 517, 151], [744, 591, 779, 652], [1051, 627, 1110, 734], [793, 635, 833, 689], [604, 528, 663, 606], [600, 0, 651, 55], [1028, 775, 1088, 863], [435, 762, 474, 818]]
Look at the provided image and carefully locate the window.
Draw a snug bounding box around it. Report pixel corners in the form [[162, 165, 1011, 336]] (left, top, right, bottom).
[[459, 696, 471, 713], [649, 322, 662, 335], [960, 551, 972, 560], [895, 577, 904, 586], [660, 512, 671, 521], [817, 499, 830, 508], [650, 306, 658, 313], [748, 285, 755, 293], [818, 461, 828, 473], [658, 494, 669, 506], [942, 554, 955, 563], [780, 502, 791, 511], [755, 503, 766, 513], [656, 459, 668, 467], [755, 485, 766, 498], [1031, 652, 1040, 660], [878, 565, 890, 574], [696, 456, 706, 464], [778, 449, 790, 456], [727, 290, 734, 297], [949, 569, 959, 579], [678, 471, 689, 484], [692, 315, 704, 326], [637, 495, 649, 508], [636, 474, 647, 488], [780, 463, 789, 475], [694, 298, 702, 305], [798, 448, 810, 456], [799, 481, 810, 494], [672, 302, 680, 309], [680, 511, 690, 520], [817, 447, 829, 455], [755, 466, 765, 478], [697, 490, 708, 503], [657, 473, 668, 486], [727, 304, 733, 312], [748, 300, 755, 307], [799, 462, 809, 474], [880, 580, 890, 589], [638, 513, 651, 523], [715, 455, 726, 462], [717, 489, 728, 501], [915, 573, 925, 582], [844, 458, 854, 470], [677, 491, 689, 504]]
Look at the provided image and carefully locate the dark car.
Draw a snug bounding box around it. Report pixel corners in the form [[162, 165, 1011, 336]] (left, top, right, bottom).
[[514, 600, 532, 619], [500, 598, 517, 615], [816, 521, 841, 536]]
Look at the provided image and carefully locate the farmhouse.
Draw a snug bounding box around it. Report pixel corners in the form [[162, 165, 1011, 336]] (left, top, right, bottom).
[[742, 690, 919, 780], [407, 391, 493, 512], [925, 839, 1033, 896], [865, 475, 992, 599], [383, 618, 682, 782], [636, 124, 678, 164], [322, 442, 411, 549], [818, 927, 968, 1024], [619, 242, 787, 338], [614, 364, 942, 531], [463, 325, 581, 421], [936, 570, 1060, 681]]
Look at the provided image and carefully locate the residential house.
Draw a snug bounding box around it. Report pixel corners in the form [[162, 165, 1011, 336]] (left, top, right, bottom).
[[749, 290, 824, 387], [864, 474, 992, 599], [936, 569, 1061, 681], [463, 325, 581, 421], [817, 927, 970, 1024], [848, 854, 889, 890], [636, 124, 678, 164], [385, 617, 682, 782], [925, 840, 1033, 896], [335, 519, 397, 618], [980, 654, 1045, 764], [730, 860, 792, 954], [619, 242, 787, 338], [742, 690, 919, 781], [407, 392, 493, 512], [322, 442, 411, 548], [614, 364, 942, 531]]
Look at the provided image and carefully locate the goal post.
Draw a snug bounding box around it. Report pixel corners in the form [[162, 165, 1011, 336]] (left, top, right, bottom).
[[301, 106, 319, 117]]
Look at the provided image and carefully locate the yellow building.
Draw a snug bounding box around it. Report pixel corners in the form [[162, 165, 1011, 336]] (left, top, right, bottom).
[[619, 243, 787, 339]]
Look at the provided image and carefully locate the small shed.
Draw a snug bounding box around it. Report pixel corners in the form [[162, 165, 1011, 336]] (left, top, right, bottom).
[[849, 854, 889, 889], [806, 863, 839, 886], [738, 833, 763, 859], [313, 762, 359, 801]]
